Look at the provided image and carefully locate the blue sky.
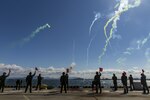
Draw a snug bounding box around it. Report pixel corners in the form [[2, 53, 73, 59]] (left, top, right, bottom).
[[0, 0, 150, 74]]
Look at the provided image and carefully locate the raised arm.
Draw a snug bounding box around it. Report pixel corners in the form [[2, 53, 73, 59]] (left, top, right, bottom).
[[6, 69, 11, 77], [99, 72, 101, 76], [32, 69, 36, 77]]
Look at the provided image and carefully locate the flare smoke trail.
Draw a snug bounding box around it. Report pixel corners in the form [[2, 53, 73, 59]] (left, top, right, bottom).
[[87, 12, 101, 66], [99, 0, 141, 63], [22, 23, 50, 45], [87, 33, 97, 66], [89, 12, 101, 36]]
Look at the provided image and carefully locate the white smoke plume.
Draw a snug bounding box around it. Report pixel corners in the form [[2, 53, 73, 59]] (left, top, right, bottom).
[[137, 33, 150, 50], [21, 23, 50, 45], [89, 12, 101, 36], [87, 12, 101, 66], [122, 32, 150, 56], [99, 0, 141, 64], [87, 33, 97, 66]]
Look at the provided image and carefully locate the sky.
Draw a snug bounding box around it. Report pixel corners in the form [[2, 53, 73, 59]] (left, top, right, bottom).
[[0, 0, 150, 78]]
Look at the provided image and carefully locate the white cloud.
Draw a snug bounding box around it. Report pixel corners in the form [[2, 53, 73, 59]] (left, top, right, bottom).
[[0, 62, 76, 78], [1, 62, 150, 79]]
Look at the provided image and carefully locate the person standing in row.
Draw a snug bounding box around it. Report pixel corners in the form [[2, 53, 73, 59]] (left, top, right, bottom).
[[129, 74, 134, 91], [25, 68, 37, 93], [94, 72, 102, 94], [60, 72, 67, 93], [16, 79, 22, 90], [66, 73, 69, 90], [141, 73, 149, 94], [0, 69, 11, 93], [36, 74, 43, 90], [112, 74, 117, 91], [121, 72, 128, 94]]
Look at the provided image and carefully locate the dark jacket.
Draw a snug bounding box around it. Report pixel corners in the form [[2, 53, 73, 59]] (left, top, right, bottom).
[[26, 71, 36, 83], [129, 76, 133, 84], [94, 73, 101, 84], [60, 75, 67, 84], [121, 75, 127, 85], [112, 76, 117, 84], [0, 73, 10, 84], [141, 74, 146, 85], [37, 76, 42, 84]]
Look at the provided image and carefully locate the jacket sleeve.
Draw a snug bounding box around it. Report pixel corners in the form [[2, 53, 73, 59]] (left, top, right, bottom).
[[6, 70, 11, 77], [32, 70, 36, 77]]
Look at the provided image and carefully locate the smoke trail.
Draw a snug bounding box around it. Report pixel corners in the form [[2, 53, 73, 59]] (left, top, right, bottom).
[[99, 0, 141, 63], [137, 33, 150, 49], [21, 23, 50, 45], [87, 12, 101, 66], [87, 33, 97, 66], [114, 3, 120, 9], [89, 12, 101, 36]]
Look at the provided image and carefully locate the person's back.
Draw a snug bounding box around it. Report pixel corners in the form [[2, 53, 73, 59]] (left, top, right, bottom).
[[112, 74, 117, 91], [0, 69, 11, 92], [16, 80, 19, 84], [60, 75, 66, 84], [112, 74, 117, 84], [1, 75, 6, 84], [27, 74, 33, 83], [38, 75, 42, 83], [16, 79, 20, 90], [0, 76, 2, 85], [121, 75, 127, 85], [36, 74, 42, 90], [129, 75, 133, 84], [66, 74, 68, 83], [121, 72, 128, 94], [25, 69, 36, 93], [60, 72, 67, 93], [26, 75, 31, 83], [66, 74, 69, 89], [94, 74, 100, 84], [1, 73, 10, 84], [141, 73, 149, 94], [94, 72, 101, 93], [129, 75, 134, 91], [141, 74, 146, 85]]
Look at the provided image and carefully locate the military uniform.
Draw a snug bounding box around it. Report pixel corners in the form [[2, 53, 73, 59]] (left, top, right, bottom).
[[112, 74, 117, 91], [36, 74, 43, 90], [16, 79, 22, 90], [25, 71, 36, 93], [94, 72, 102, 93], [0, 70, 10, 93], [121, 73, 128, 94], [141, 74, 149, 94], [60, 72, 67, 93], [129, 75, 134, 91]]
